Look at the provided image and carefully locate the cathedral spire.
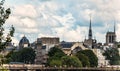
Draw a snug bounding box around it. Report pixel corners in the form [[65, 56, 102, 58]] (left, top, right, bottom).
[[88, 14, 92, 39], [114, 20, 116, 34]]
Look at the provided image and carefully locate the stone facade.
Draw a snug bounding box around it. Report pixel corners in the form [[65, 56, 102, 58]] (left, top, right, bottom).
[[106, 32, 116, 46], [35, 37, 59, 64], [92, 49, 109, 67]]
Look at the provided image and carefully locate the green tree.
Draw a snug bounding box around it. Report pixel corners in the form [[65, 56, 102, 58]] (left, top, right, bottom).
[[76, 52, 90, 67], [47, 46, 66, 66], [49, 60, 62, 67], [0, 0, 14, 51], [103, 48, 120, 65], [9, 48, 36, 64], [48, 46, 65, 57], [0, 0, 14, 66], [61, 56, 82, 67], [78, 50, 98, 67]]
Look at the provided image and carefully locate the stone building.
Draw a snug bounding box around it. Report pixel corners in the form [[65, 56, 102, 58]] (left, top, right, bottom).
[[92, 49, 109, 67], [35, 37, 59, 64], [105, 23, 116, 46], [60, 41, 87, 55], [39, 37, 59, 51], [35, 38, 48, 64]]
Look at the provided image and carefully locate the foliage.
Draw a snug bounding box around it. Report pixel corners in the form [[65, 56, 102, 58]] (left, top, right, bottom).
[[76, 52, 90, 67], [47, 46, 66, 66], [0, 54, 6, 65], [103, 48, 120, 65], [5, 47, 16, 63], [0, 0, 15, 66], [7, 48, 36, 64], [0, 66, 9, 71], [48, 46, 65, 57], [48, 46, 82, 67], [61, 56, 82, 67], [78, 50, 98, 67], [0, 0, 14, 52], [49, 60, 62, 67]]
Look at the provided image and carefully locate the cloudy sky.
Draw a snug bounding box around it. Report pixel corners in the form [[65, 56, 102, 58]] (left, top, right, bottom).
[[3, 0, 120, 45]]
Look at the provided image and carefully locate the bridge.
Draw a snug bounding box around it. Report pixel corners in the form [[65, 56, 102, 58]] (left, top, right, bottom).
[[2, 64, 120, 71]]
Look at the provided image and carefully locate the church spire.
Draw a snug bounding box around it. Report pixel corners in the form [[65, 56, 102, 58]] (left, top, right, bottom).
[[88, 14, 92, 39], [114, 20, 116, 34]]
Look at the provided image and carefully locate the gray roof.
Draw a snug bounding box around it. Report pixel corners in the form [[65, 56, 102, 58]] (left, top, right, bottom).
[[60, 41, 74, 48]]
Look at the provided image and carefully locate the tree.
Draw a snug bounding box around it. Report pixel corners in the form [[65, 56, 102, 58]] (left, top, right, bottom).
[[61, 56, 82, 67], [9, 48, 36, 64], [76, 52, 90, 67], [103, 48, 120, 65], [78, 50, 98, 67], [49, 60, 62, 67], [0, 0, 14, 66], [47, 46, 83, 67], [48, 46, 65, 57], [47, 46, 66, 66], [0, 0, 14, 51]]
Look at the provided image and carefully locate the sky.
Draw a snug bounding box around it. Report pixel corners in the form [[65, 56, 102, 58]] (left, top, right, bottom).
[[3, 0, 120, 45]]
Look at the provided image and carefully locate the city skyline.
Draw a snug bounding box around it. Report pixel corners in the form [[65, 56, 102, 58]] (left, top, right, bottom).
[[4, 0, 120, 45]]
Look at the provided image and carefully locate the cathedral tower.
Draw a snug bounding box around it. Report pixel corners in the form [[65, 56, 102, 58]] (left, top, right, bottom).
[[106, 22, 116, 45]]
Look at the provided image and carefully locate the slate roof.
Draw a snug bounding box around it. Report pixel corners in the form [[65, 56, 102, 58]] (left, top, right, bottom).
[[60, 41, 74, 48]]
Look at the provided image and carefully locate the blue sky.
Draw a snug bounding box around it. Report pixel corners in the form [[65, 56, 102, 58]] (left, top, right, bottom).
[[4, 0, 120, 45]]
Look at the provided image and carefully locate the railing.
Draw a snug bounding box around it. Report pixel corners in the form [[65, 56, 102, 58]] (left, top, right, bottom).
[[2, 64, 120, 71]]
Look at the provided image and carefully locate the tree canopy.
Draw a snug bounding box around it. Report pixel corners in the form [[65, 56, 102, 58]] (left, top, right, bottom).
[[76, 52, 90, 67], [6, 48, 36, 64], [103, 48, 120, 65], [78, 50, 98, 67], [0, 0, 14, 52], [61, 56, 82, 67], [48, 46, 65, 57], [47, 46, 82, 67]]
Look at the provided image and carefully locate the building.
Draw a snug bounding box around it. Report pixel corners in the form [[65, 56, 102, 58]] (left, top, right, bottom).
[[84, 16, 97, 49], [35, 38, 48, 64], [60, 41, 87, 55], [39, 37, 59, 51], [35, 37, 59, 64], [92, 49, 109, 67], [19, 35, 30, 49], [105, 23, 116, 46]]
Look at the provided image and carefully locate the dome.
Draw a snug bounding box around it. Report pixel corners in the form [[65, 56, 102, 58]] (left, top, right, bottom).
[[19, 36, 29, 48]]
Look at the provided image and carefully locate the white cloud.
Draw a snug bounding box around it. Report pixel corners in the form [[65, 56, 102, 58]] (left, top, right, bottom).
[[14, 4, 37, 18], [5, 0, 120, 45], [21, 17, 37, 28]]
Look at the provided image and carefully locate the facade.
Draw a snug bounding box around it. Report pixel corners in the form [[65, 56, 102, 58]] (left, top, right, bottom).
[[105, 23, 116, 46], [92, 49, 109, 67], [39, 37, 59, 51], [106, 32, 116, 46], [35, 37, 59, 64], [35, 38, 48, 64]]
